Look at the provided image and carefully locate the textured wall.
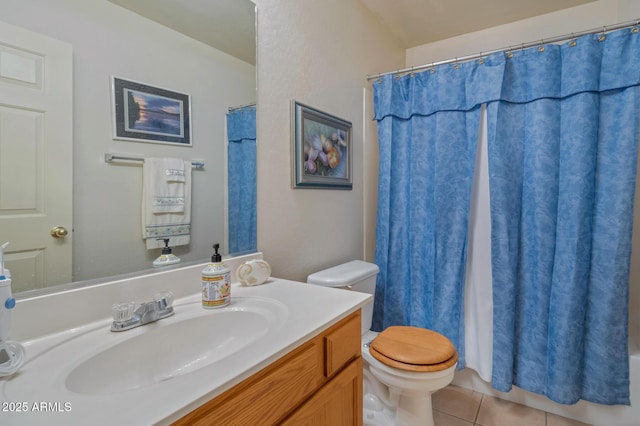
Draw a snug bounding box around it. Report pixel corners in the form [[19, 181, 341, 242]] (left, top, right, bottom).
[[254, 0, 404, 282]]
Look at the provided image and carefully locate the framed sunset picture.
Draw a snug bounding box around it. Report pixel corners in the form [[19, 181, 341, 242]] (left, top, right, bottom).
[[111, 76, 191, 146]]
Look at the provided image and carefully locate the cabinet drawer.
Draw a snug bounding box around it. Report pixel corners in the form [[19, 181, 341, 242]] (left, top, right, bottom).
[[324, 310, 361, 377]]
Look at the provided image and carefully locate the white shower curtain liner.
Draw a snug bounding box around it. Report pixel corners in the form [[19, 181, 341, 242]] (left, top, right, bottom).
[[464, 105, 493, 382]]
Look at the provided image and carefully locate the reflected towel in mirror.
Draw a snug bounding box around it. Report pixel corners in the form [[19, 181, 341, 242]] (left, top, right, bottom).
[[142, 158, 191, 249]]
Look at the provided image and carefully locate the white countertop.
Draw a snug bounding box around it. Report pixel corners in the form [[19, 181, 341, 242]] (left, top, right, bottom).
[[0, 274, 371, 425]]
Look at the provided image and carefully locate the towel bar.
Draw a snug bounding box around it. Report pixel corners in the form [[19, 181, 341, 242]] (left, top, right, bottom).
[[104, 153, 205, 169]]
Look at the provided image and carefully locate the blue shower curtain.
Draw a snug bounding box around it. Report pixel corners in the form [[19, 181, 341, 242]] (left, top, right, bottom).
[[227, 105, 257, 254], [372, 65, 485, 366], [372, 27, 639, 404], [488, 30, 639, 405]]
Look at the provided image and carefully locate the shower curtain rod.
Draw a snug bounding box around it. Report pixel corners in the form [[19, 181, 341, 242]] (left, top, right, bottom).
[[366, 17, 640, 81], [228, 102, 256, 112]]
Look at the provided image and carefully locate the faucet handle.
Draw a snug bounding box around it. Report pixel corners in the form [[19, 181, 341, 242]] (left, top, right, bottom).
[[112, 301, 136, 323], [154, 291, 174, 310]]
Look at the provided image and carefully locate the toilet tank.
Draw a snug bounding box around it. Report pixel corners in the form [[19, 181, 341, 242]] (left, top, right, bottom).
[[307, 260, 380, 334]]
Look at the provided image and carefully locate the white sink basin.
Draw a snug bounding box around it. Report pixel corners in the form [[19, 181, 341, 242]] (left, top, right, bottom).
[[66, 306, 277, 395], [1, 278, 371, 426], [3, 296, 287, 399]]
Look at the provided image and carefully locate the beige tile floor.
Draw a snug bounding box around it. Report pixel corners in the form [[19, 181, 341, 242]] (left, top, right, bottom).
[[432, 385, 592, 426]]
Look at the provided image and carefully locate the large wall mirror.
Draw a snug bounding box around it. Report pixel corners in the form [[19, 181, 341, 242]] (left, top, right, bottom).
[[0, 0, 257, 295]]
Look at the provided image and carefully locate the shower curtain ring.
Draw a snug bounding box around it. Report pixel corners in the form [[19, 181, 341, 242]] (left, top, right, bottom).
[[569, 33, 577, 47], [599, 26, 607, 41], [538, 39, 545, 52]]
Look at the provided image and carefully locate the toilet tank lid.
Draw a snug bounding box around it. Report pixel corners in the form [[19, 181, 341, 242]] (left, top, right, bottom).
[[307, 260, 380, 287]]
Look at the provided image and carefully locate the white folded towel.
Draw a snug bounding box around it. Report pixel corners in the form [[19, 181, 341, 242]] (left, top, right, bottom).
[[142, 158, 191, 249], [146, 158, 186, 213], [165, 165, 186, 183]]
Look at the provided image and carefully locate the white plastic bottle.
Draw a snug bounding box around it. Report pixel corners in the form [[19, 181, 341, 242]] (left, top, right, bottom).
[[0, 241, 26, 378], [0, 242, 14, 342], [201, 243, 231, 308]]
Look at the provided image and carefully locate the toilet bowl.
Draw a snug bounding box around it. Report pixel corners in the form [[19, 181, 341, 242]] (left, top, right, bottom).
[[307, 261, 457, 426]]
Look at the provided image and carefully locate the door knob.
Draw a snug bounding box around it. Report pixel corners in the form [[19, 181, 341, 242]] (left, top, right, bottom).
[[50, 226, 69, 238]]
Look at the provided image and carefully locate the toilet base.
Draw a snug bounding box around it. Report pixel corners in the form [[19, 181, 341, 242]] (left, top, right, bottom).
[[363, 368, 396, 425], [394, 387, 434, 426], [362, 388, 436, 426], [363, 361, 446, 426], [363, 392, 396, 426]]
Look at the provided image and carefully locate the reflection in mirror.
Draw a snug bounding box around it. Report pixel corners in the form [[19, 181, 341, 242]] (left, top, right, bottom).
[[0, 0, 256, 295], [227, 105, 257, 254]]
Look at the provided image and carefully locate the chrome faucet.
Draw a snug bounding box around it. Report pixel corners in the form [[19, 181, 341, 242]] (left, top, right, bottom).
[[111, 291, 174, 332]]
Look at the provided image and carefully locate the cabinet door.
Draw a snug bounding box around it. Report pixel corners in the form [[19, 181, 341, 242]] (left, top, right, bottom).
[[282, 357, 363, 426]]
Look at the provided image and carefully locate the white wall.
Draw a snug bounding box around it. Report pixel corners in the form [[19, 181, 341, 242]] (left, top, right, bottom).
[[1, 0, 256, 281], [254, 0, 404, 281], [406, 1, 640, 424]]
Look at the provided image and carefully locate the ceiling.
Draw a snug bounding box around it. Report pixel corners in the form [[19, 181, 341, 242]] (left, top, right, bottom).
[[108, 0, 256, 65], [359, 0, 597, 48], [108, 0, 596, 65]]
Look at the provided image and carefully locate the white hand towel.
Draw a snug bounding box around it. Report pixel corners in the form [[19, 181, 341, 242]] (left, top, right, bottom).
[[146, 158, 185, 213], [165, 164, 186, 183], [142, 158, 192, 249]]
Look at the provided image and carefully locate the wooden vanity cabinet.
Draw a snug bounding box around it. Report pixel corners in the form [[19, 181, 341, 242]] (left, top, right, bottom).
[[173, 310, 363, 426]]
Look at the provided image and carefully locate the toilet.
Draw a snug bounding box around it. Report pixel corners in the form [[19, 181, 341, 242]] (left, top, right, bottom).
[[307, 260, 457, 426]]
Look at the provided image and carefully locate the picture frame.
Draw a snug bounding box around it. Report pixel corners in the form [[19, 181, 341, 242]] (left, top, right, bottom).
[[291, 101, 352, 189], [111, 76, 192, 146]]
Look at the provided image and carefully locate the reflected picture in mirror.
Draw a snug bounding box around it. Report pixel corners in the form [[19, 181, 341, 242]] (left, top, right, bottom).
[[111, 77, 192, 146], [0, 0, 257, 295]]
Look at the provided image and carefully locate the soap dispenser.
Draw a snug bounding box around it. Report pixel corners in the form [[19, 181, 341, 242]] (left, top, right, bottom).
[[201, 243, 231, 308], [153, 239, 181, 267]]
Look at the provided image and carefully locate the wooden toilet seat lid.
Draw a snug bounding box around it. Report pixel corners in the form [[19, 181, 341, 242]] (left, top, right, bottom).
[[369, 326, 458, 372]]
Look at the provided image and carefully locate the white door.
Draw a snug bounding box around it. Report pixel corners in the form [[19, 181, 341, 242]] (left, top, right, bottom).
[[0, 21, 73, 292]]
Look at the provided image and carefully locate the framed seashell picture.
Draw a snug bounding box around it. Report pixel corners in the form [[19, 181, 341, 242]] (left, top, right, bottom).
[[291, 100, 352, 189]]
